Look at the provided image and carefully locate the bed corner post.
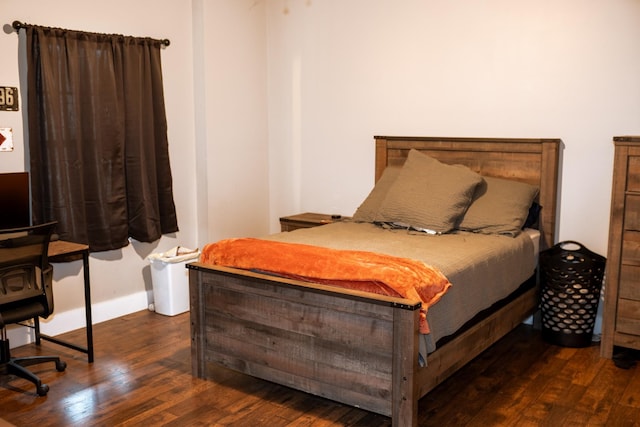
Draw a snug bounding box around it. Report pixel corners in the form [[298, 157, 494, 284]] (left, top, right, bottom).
[[188, 265, 206, 378], [539, 138, 562, 249], [392, 306, 420, 427], [375, 136, 389, 182]]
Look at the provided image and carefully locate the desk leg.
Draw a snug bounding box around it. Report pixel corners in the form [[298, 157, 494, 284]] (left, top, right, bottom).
[[34, 316, 41, 345], [35, 250, 94, 363], [83, 251, 94, 363]]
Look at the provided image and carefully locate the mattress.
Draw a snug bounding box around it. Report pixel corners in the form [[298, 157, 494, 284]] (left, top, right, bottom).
[[265, 221, 538, 354]]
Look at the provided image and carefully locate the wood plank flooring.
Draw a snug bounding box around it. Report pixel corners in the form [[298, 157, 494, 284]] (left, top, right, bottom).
[[1, 310, 639, 426]]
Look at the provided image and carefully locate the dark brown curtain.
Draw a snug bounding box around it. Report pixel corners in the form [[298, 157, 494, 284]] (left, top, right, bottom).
[[24, 25, 178, 252]]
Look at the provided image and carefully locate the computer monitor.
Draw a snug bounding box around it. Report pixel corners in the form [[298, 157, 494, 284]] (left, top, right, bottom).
[[0, 172, 31, 229]]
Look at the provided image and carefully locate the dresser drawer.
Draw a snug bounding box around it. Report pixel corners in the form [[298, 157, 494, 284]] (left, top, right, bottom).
[[620, 264, 640, 300], [622, 230, 640, 265], [625, 194, 640, 230], [628, 155, 640, 191], [616, 298, 640, 335]]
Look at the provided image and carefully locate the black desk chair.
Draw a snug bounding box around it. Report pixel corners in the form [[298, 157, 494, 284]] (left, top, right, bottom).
[[0, 222, 66, 396]]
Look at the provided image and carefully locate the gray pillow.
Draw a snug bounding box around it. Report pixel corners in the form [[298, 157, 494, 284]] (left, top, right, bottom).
[[375, 149, 483, 233], [352, 166, 401, 222], [458, 176, 539, 236]]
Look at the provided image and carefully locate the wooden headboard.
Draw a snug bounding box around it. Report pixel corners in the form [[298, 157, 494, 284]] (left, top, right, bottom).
[[374, 136, 562, 250]]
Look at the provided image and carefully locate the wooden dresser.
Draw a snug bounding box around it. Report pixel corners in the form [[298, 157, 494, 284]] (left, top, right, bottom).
[[601, 136, 640, 358]]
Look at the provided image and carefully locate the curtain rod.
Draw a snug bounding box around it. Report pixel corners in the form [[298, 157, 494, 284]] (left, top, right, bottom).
[[11, 20, 170, 47]]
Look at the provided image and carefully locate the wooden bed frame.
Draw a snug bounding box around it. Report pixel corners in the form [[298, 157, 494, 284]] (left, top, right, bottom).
[[188, 136, 561, 427]]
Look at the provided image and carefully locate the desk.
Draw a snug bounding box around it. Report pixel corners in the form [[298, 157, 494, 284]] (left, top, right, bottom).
[[34, 240, 94, 363]]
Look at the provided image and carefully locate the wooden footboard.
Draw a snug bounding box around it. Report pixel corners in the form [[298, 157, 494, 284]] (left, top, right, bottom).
[[189, 263, 538, 426], [189, 263, 422, 426]]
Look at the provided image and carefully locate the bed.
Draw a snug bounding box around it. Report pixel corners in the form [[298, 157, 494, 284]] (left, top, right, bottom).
[[188, 136, 561, 427]]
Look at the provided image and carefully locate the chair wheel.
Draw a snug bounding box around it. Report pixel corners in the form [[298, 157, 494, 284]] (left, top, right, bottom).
[[56, 360, 67, 372], [37, 384, 49, 396]]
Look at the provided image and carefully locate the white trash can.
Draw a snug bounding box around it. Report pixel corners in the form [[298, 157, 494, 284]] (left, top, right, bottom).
[[148, 247, 199, 316]]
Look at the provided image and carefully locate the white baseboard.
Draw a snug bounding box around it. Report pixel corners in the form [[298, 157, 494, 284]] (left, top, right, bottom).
[[6, 290, 150, 349]]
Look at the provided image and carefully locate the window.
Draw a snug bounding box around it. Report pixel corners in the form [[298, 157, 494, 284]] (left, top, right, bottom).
[[22, 25, 178, 251]]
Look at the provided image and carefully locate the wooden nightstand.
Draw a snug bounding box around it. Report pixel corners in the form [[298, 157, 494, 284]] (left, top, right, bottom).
[[279, 212, 349, 232]]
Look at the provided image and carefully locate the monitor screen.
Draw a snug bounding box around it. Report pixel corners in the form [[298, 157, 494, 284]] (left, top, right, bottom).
[[0, 172, 31, 229]]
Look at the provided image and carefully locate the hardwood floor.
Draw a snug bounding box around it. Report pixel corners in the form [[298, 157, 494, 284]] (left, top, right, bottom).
[[1, 310, 639, 426]]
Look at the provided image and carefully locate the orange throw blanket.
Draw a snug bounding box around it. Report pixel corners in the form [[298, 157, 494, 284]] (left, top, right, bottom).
[[200, 238, 452, 334]]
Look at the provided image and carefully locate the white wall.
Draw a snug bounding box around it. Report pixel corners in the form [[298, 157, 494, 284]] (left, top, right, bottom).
[[265, 1, 640, 336], [266, 0, 640, 259], [195, 0, 270, 244], [0, 0, 270, 343], [1, 0, 199, 340]]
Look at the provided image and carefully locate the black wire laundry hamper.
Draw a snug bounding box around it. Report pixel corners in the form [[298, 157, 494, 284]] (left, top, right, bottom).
[[538, 241, 606, 348]]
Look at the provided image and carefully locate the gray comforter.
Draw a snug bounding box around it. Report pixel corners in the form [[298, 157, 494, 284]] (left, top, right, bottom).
[[265, 221, 537, 354]]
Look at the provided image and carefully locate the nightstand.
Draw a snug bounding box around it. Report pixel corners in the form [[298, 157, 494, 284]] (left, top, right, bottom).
[[279, 212, 349, 232]]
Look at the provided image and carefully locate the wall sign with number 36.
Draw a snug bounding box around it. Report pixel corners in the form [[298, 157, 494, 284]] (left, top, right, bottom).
[[0, 87, 19, 111]]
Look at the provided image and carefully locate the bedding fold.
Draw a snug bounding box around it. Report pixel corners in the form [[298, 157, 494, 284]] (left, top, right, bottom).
[[200, 237, 452, 333]]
